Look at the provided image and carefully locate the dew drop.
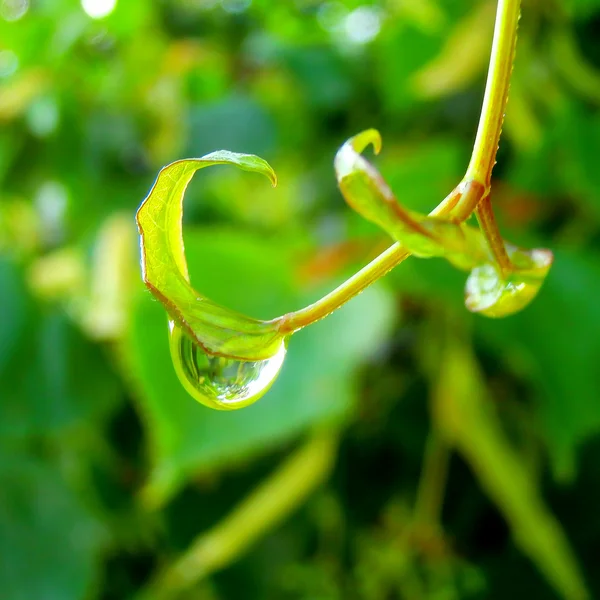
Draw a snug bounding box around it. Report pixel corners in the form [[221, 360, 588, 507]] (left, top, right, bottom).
[[168, 320, 286, 410]]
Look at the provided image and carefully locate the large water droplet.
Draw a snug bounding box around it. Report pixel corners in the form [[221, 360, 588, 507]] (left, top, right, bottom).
[[168, 320, 286, 410]]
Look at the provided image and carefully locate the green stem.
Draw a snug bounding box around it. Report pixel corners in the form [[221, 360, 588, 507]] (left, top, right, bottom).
[[137, 433, 338, 600], [413, 432, 450, 530], [469, 0, 520, 275], [276, 0, 520, 334], [276, 243, 410, 333], [464, 0, 520, 191], [475, 195, 513, 277]]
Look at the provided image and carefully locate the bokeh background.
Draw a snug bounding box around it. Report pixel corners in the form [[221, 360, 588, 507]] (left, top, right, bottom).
[[2, 0, 600, 598]]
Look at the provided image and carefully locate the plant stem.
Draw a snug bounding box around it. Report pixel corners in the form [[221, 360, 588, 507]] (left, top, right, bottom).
[[464, 0, 520, 191], [276, 0, 520, 334], [475, 195, 513, 277], [467, 0, 521, 273], [276, 243, 410, 333], [413, 432, 450, 530], [137, 433, 338, 600]]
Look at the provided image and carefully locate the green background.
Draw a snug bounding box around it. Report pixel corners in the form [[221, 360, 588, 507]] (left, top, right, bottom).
[[2, 0, 600, 598]]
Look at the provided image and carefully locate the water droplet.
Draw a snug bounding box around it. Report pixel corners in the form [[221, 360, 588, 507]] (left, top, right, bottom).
[[344, 6, 382, 45], [81, 0, 117, 19], [1, 0, 29, 22], [168, 320, 286, 410], [26, 96, 60, 138], [0, 50, 19, 78], [465, 247, 553, 318]]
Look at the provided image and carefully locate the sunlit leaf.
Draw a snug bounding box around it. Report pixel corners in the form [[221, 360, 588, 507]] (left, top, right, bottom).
[[334, 129, 486, 266], [136, 152, 286, 361]]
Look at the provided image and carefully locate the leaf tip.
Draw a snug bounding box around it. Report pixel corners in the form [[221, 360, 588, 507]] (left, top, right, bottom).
[[268, 169, 278, 188], [350, 128, 382, 155]]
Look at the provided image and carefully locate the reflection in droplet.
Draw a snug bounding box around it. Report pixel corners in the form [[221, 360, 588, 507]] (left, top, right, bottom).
[[168, 320, 286, 410], [0, 50, 18, 78], [464, 247, 553, 318], [317, 2, 347, 33], [35, 180, 68, 245], [221, 0, 251, 15], [0, 0, 29, 22], [26, 96, 59, 137], [81, 0, 117, 19], [344, 7, 382, 45]]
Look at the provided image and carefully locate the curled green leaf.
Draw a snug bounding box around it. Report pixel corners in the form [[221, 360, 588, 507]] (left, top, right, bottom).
[[136, 151, 285, 362], [334, 130, 553, 318], [334, 129, 442, 258], [334, 129, 487, 267]]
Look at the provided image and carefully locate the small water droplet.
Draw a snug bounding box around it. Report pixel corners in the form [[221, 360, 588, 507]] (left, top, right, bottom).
[[464, 247, 553, 318], [168, 320, 286, 410]]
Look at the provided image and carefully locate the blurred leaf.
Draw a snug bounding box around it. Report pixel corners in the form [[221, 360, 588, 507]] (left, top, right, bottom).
[[0, 131, 23, 185], [503, 77, 543, 153], [27, 248, 85, 301], [280, 46, 352, 110], [375, 3, 477, 115], [0, 68, 48, 120], [140, 433, 338, 598], [510, 102, 600, 215], [551, 28, 600, 106], [411, 1, 494, 98], [379, 138, 464, 215], [0, 308, 121, 440], [0, 453, 107, 600], [0, 257, 29, 374], [123, 230, 395, 505], [82, 213, 138, 340], [555, 106, 600, 218], [186, 95, 277, 158], [433, 330, 589, 600], [563, 0, 600, 18], [476, 250, 600, 479], [377, 23, 443, 113]]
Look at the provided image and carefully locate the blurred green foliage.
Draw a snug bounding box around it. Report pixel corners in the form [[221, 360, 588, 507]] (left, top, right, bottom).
[[2, 0, 600, 598]]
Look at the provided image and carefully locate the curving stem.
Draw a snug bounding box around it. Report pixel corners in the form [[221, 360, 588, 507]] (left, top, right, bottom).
[[275, 0, 522, 334]]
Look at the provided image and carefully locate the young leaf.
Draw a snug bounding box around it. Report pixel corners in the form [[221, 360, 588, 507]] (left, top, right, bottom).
[[334, 130, 488, 266], [136, 152, 286, 361], [334, 130, 553, 318]]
